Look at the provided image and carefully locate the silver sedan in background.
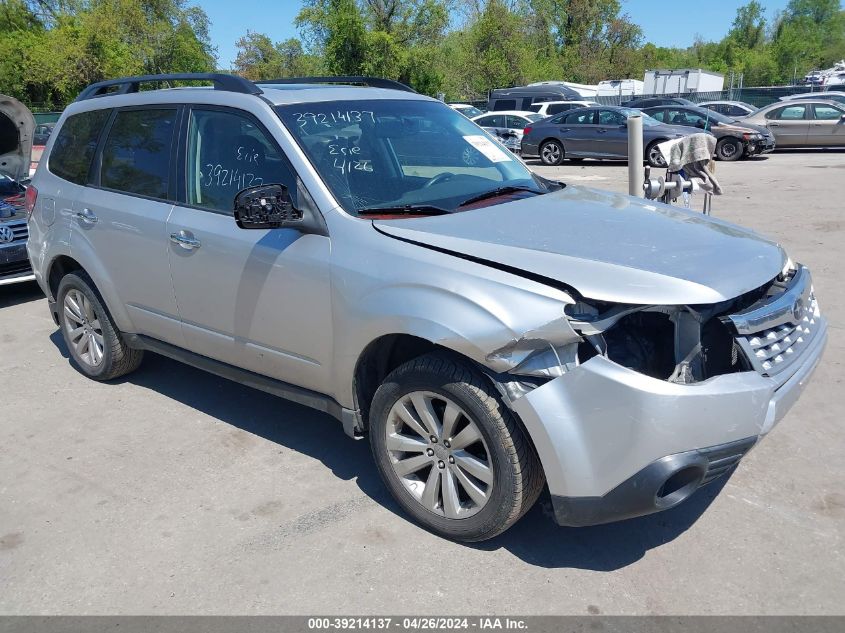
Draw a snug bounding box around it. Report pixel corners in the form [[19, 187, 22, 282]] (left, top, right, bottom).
[[742, 99, 845, 148]]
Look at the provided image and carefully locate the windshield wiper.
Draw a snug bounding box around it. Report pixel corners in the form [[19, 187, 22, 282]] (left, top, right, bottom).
[[458, 186, 545, 208], [357, 204, 451, 216]]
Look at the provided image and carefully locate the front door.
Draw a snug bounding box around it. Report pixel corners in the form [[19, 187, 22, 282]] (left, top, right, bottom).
[[166, 106, 333, 394], [808, 103, 845, 146], [595, 109, 629, 158], [73, 106, 183, 346]]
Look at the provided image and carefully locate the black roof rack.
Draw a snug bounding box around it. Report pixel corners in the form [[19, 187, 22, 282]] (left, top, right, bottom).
[[259, 76, 416, 93], [75, 73, 262, 101]]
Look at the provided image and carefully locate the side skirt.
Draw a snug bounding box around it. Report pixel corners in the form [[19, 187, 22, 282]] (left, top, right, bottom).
[[124, 333, 363, 439]]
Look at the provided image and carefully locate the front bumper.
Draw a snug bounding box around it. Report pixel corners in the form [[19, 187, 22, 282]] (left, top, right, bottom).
[[745, 138, 776, 155], [511, 316, 827, 526], [0, 241, 34, 285]]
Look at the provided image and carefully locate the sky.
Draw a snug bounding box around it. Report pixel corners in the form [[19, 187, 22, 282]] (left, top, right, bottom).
[[202, 0, 793, 70]]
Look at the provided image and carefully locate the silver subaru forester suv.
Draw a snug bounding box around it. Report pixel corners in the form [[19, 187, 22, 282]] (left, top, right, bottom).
[[27, 73, 827, 541]]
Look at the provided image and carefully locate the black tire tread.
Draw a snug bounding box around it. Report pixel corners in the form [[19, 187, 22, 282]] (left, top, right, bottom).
[[58, 272, 144, 381], [373, 352, 544, 541]]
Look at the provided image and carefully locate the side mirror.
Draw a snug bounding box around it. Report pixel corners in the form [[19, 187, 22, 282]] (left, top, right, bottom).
[[234, 184, 302, 230], [840, 114, 845, 121]]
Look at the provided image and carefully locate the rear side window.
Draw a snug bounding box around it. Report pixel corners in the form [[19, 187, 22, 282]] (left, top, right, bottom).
[[100, 109, 177, 199], [491, 100, 516, 111], [49, 110, 111, 185], [565, 110, 595, 125], [547, 103, 571, 115]]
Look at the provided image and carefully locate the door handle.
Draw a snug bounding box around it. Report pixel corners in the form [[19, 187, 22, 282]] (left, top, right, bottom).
[[596, 129, 607, 134], [169, 231, 201, 250], [74, 208, 98, 224]]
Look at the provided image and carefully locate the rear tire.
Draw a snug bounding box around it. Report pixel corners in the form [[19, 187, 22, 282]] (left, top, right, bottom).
[[716, 137, 744, 161], [539, 139, 564, 166], [369, 352, 544, 542], [57, 272, 144, 381]]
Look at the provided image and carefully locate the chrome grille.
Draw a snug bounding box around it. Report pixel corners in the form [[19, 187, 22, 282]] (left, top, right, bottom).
[[725, 265, 821, 378], [741, 296, 819, 375], [1, 220, 28, 243]]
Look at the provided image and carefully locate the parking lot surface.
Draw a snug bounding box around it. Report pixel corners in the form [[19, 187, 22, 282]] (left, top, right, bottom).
[[1, 151, 843, 615]]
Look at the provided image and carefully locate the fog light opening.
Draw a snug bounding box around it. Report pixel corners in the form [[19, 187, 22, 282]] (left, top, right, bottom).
[[655, 466, 704, 508]]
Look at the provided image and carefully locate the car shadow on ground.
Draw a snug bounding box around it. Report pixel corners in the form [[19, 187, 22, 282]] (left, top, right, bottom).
[[49, 332, 729, 571], [0, 280, 43, 308]]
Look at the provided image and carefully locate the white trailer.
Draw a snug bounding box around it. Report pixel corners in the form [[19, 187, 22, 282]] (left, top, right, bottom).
[[597, 79, 644, 99], [643, 69, 724, 95]]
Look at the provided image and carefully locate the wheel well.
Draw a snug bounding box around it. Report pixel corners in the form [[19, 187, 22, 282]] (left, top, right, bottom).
[[353, 334, 445, 429], [540, 137, 563, 149], [47, 255, 84, 300]]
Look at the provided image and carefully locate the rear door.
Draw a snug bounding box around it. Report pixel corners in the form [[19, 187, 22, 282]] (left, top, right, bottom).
[[166, 105, 333, 393], [808, 103, 845, 146], [558, 109, 598, 156], [73, 106, 183, 345], [764, 104, 810, 146]]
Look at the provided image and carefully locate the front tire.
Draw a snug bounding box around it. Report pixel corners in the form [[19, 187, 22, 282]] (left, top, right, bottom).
[[646, 140, 667, 167], [369, 353, 544, 542], [57, 272, 144, 381], [716, 137, 744, 161]]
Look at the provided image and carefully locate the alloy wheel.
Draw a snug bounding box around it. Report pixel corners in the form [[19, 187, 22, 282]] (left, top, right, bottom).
[[541, 142, 561, 164], [648, 144, 666, 167], [385, 391, 494, 519], [63, 289, 105, 367]]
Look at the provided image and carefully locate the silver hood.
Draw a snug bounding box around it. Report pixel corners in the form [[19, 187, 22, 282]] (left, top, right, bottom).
[[374, 186, 786, 305]]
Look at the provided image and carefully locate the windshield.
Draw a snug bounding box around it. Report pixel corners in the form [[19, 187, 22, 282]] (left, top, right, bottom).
[[276, 99, 550, 216], [619, 108, 663, 127], [525, 113, 545, 122]]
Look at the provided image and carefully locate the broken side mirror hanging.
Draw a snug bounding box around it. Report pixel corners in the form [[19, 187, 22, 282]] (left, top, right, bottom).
[[233, 184, 303, 230]]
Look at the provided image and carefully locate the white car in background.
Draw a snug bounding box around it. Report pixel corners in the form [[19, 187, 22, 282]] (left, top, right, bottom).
[[528, 100, 599, 117], [471, 110, 545, 153], [448, 103, 484, 118]]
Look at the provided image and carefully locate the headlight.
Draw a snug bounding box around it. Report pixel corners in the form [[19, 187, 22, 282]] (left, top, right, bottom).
[[782, 255, 795, 278]]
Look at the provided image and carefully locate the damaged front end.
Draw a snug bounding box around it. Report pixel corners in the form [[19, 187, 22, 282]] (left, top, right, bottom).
[[483, 262, 827, 527]]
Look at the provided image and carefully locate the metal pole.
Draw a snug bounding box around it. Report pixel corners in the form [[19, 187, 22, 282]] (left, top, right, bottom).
[[628, 114, 644, 198]]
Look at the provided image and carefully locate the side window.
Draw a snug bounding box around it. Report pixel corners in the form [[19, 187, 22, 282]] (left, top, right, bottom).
[[770, 105, 806, 120], [49, 109, 111, 185], [476, 115, 503, 127], [649, 110, 666, 122], [564, 110, 595, 125], [728, 106, 745, 116], [597, 110, 624, 125], [187, 108, 295, 214], [812, 104, 843, 120], [548, 103, 570, 115], [506, 116, 528, 129], [100, 109, 177, 199], [528, 104, 542, 113], [491, 100, 516, 111]]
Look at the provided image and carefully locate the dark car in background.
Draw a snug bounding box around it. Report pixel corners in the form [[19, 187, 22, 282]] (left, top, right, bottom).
[[642, 104, 775, 160], [699, 100, 758, 117], [33, 123, 54, 146], [487, 84, 581, 112], [622, 96, 697, 109], [521, 105, 703, 167]]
